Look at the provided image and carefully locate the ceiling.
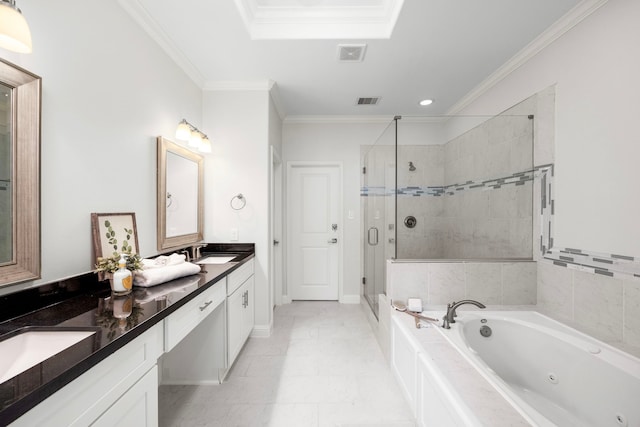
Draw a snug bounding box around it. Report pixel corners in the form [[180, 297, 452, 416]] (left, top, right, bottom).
[[121, 0, 582, 118]]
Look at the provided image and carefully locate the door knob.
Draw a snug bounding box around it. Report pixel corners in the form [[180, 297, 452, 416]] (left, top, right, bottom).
[[273, 240, 280, 246], [328, 238, 338, 244]]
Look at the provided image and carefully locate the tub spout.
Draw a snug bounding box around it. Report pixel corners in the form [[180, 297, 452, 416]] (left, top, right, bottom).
[[442, 300, 486, 329]]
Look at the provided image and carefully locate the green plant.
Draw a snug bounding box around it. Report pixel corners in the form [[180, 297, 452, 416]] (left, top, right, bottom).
[[104, 219, 134, 256], [95, 252, 143, 274]]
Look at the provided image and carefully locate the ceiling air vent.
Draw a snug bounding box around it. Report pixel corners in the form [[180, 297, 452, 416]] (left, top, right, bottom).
[[357, 97, 381, 106], [338, 44, 367, 62]]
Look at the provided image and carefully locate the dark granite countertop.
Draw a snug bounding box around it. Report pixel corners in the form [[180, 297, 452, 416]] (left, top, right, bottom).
[[0, 243, 254, 426]]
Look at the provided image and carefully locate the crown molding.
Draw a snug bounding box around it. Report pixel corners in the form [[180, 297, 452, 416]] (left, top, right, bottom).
[[204, 79, 286, 119], [117, 0, 205, 88], [283, 115, 448, 124], [446, 0, 609, 115], [284, 115, 395, 124]]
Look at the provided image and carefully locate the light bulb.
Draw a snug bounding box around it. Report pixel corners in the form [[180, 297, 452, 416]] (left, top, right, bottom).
[[199, 137, 212, 153], [0, 2, 32, 54], [175, 120, 191, 141], [188, 131, 202, 148]]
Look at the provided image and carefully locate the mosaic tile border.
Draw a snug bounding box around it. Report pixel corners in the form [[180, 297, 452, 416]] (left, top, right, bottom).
[[538, 164, 640, 280], [360, 169, 535, 197]]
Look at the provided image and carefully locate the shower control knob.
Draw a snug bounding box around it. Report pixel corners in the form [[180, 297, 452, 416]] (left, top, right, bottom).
[[404, 216, 417, 228]]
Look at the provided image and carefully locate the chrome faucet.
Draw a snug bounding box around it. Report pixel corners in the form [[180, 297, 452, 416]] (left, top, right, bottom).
[[191, 244, 205, 260], [442, 300, 486, 329], [179, 249, 191, 262]]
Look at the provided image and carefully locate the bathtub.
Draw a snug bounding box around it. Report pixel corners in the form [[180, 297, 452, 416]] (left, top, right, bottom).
[[422, 310, 640, 427]]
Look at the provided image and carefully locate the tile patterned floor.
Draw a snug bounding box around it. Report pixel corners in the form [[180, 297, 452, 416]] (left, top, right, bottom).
[[159, 301, 415, 427]]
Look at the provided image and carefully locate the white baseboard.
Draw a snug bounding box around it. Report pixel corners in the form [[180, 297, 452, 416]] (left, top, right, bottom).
[[160, 379, 221, 386], [250, 323, 272, 338], [340, 294, 361, 304], [280, 295, 359, 304]]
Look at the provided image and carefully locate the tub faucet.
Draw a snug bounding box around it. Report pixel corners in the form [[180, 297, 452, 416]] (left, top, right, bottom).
[[442, 300, 486, 329]]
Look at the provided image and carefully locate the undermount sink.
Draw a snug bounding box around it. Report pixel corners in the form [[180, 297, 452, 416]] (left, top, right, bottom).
[[196, 254, 238, 265], [0, 328, 97, 383]]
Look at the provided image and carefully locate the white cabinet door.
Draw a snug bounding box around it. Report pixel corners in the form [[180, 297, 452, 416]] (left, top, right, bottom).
[[227, 282, 245, 366], [91, 365, 158, 427], [227, 275, 255, 368], [241, 275, 255, 340]]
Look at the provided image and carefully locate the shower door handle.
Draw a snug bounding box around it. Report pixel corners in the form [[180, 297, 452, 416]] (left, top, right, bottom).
[[368, 227, 379, 246]]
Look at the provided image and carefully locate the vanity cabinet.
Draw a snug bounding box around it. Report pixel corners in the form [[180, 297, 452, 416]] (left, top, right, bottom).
[[226, 259, 254, 368], [10, 323, 163, 427], [160, 278, 227, 385], [163, 278, 226, 352]]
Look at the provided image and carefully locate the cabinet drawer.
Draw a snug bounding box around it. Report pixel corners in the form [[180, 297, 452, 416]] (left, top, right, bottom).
[[164, 278, 226, 352], [227, 258, 254, 296]]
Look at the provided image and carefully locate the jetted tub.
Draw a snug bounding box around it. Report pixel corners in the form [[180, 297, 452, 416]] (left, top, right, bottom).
[[423, 310, 640, 427]]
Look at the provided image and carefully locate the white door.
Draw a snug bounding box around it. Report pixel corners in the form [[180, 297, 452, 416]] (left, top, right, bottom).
[[288, 163, 341, 300]]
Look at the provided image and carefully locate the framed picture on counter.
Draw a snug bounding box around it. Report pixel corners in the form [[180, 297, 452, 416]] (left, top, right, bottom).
[[91, 212, 140, 262]]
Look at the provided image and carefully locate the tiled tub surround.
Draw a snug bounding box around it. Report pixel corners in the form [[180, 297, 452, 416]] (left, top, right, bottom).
[[0, 244, 254, 425], [537, 261, 640, 353], [386, 259, 537, 307]]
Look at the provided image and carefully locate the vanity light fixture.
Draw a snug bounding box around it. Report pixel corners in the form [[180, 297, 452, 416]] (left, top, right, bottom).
[[175, 119, 211, 153], [0, 0, 32, 53], [419, 99, 433, 106]]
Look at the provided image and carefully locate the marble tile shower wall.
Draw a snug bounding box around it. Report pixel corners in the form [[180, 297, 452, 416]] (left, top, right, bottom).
[[394, 114, 534, 259], [441, 115, 533, 259], [538, 261, 640, 350], [386, 260, 537, 307]]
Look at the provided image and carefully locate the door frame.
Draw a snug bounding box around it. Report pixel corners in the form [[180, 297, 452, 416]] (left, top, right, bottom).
[[286, 161, 343, 302], [270, 146, 283, 307]]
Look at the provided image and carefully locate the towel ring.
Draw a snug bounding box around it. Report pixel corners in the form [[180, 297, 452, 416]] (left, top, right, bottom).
[[230, 193, 246, 210]]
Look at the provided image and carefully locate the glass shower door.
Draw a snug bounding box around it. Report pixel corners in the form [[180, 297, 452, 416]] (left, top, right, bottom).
[[361, 144, 395, 318]]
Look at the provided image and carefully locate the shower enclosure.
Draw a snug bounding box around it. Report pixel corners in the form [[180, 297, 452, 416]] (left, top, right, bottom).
[[361, 113, 534, 318]]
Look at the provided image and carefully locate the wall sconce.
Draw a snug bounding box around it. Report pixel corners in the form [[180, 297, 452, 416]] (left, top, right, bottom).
[[0, 0, 32, 53], [175, 119, 211, 153]]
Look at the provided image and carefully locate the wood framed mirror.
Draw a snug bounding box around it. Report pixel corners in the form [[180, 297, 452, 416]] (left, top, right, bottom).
[[156, 136, 203, 251], [0, 59, 41, 287]]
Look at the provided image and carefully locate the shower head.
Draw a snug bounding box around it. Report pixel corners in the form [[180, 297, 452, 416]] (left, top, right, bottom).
[[408, 162, 416, 171]]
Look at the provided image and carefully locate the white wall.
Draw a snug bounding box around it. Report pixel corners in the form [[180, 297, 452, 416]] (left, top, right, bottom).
[[203, 88, 272, 331], [0, 0, 202, 295]]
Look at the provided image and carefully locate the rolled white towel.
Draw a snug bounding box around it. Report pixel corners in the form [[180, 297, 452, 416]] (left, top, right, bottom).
[[141, 253, 186, 269], [133, 262, 200, 288]]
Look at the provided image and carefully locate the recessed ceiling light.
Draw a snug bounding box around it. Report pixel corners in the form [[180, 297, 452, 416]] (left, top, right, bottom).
[[419, 99, 433, 106]]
